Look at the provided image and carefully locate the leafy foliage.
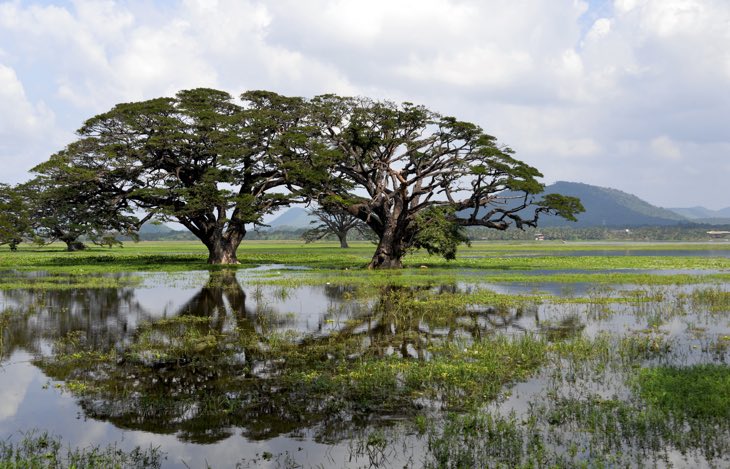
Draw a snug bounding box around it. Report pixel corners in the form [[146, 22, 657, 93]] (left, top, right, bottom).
[[31, 89, 583, 266], [45, 88, 315, 263], [27, 149, 146, 251], [0, 183, 33, 250], [303, 95, 584, 267], [412, 207, 470, 260]]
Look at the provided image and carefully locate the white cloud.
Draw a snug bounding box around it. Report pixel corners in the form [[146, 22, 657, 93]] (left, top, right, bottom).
[[0, 63, 59, 181], [397, 46, 534, 87], [587, 17, 612, 41], [0, 0, 728, 207], [0, 64, 50, 135], [650, 136, 682, 161], [614, 0, 639, 13], [636, 0, 708, 37], [541, 138, 602, 158], [0, 357, 35, 421]]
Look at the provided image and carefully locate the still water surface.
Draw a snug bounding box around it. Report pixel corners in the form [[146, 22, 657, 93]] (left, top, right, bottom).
[[1, 267, 728, 467]]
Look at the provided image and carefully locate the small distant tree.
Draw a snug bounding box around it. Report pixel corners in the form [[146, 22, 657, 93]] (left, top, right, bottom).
[[302, 206, 371, 248], [0, 183, 33, 251]]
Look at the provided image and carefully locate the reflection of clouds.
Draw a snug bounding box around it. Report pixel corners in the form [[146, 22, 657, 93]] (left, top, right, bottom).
[[0, 352, 36, 421], [135, 272, 210, 321], [122, 430, 419, 469]]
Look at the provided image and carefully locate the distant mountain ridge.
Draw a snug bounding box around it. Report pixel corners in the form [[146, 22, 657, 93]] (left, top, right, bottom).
[[267, 182, 696, 230], [525, 181, 688, 227], [135, 182, 727, 237], [139, 222, 177, 234], [667, 206, 730, 220], [265, 207, 317, 230]]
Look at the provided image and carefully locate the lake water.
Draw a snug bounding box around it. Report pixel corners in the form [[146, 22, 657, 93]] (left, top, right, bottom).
[[1, 267, 728, 467]]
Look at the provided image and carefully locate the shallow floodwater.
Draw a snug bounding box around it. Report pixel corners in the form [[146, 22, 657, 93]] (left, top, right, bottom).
[[1, 267, 729, 467], [0, 351, 422, 468]]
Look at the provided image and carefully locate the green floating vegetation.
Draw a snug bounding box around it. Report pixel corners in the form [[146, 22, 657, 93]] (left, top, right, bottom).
[[422, 333, 730, 468], [687, 287, 730, 313], [2, 240, 728, 467], [255, 270, 730, 288], [636, 364, 730, 420], [328, 335, 548, 411], [0, 430, 164, 468]]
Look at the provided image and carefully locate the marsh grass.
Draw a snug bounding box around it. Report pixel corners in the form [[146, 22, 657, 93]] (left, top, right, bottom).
[[636, 364, 730, 420], [421, 330, 730, 468], [2, 241, 728, 277], [687, 287, 730, 313], [0, 430, 164, 468], [25, 274, 730, 463]]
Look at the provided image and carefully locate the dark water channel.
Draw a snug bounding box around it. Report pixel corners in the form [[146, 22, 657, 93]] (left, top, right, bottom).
[[1, 268, 729, 467]]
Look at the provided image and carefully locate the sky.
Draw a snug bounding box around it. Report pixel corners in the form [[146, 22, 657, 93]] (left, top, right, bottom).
[[0, 0, 728, 209]]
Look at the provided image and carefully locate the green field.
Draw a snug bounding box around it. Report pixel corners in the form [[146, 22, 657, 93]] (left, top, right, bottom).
[[2, 240, 729, 287]]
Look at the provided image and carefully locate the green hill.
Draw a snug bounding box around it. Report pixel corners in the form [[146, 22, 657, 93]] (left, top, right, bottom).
[[248, 183, 700, 231], [461, 181, 691, 228], [139, 222, 176, 235], [137, 222, 195, 240], [536, 182, 688, 227]]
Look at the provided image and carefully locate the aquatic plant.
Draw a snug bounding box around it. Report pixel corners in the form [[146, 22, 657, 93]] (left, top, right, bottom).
[[0, 430, 164, 468]]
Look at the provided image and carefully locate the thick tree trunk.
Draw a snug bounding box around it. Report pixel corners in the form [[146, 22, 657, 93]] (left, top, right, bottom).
[[64, 240, 86, 251], [207, 240, 240, 264], [337, 232, 349, 249], [368, 234, 406, 269], [205, 231, 244, 265], [367, 198, 409, 269]]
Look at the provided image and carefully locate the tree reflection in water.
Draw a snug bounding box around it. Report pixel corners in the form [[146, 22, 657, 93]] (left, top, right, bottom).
[[1, 273, 142, 357], [23, 271, 579, 444]]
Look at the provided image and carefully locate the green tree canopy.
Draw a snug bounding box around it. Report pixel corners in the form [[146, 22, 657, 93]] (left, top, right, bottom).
[[36, 89, 582, 266], [0, 183, 33, 251], [49, 88, 313, 263], [305, 95, 584, 268], [28, 147, 149, 251]]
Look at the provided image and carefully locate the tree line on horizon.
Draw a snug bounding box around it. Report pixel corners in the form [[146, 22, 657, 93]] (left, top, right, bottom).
[[0, 88, 583, 268]]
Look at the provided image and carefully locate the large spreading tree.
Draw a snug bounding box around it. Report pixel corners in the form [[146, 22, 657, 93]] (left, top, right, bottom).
[[51, 88, 313, 264], [38, 89, 581, 267], [306, 95, 584, 268]]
